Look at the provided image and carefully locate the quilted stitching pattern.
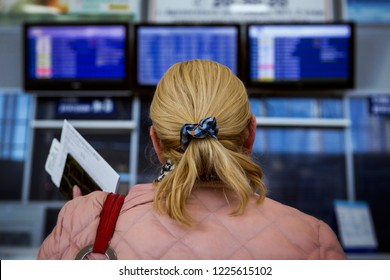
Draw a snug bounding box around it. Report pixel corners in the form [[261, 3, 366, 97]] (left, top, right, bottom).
[[37, 183, 346, 260]]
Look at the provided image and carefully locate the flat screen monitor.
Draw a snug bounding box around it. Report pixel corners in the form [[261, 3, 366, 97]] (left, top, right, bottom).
[[23, 22, 130, 93], [247, 23, 355, 90], [135, 24, 240, 87]]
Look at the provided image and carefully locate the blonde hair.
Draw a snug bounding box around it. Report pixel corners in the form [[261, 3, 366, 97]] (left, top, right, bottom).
[[150, 60, 266, 226]]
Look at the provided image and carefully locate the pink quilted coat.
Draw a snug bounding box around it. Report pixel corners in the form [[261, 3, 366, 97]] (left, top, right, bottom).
[[37, 183, 346, 259]]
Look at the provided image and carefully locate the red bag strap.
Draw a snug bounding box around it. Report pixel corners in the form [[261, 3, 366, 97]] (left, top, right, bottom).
[[92, 192, 125, 254]]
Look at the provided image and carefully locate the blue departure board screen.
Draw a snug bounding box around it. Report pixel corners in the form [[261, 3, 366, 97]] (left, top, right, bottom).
[[136, 25, 239, 86], [247, 24, 354, 89], [24, 23, 129, 92]]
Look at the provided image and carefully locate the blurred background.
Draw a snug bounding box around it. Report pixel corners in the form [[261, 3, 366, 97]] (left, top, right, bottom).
[[0, 0, 389, 259]]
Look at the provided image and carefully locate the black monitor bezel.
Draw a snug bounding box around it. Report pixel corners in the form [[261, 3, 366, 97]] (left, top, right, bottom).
[[133, 23, 242, 89], [244, 22, 355, 92], [23, 21, 131, 94]]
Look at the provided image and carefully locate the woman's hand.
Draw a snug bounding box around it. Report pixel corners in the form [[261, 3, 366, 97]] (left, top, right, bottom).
[[72, 185, 82, 198]]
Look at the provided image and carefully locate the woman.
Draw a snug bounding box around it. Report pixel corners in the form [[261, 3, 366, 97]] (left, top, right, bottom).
[[37, 60, 346, 259]]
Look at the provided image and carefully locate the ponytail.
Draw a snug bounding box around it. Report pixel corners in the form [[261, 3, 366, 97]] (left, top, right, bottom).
[[154, 137, 266, 227], [150, 60, 267, 227]]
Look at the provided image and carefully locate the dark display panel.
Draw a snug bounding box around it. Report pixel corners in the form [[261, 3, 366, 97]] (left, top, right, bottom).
[[247, 23, 354, 90], [135, 24, 240, 87], [23, 22, 130, 92]]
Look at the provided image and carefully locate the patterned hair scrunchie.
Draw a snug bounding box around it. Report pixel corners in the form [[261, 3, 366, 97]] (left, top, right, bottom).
[[180, 117, 219, 150], [154, 160, 175, 183]]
